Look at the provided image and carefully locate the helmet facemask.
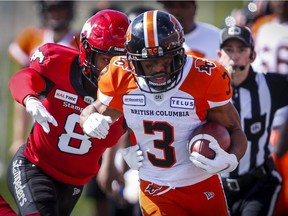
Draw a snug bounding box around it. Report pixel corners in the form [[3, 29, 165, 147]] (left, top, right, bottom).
[[80, 39, 101, 88], [81, 39, 125, 88], [127, 47, 186, 93]]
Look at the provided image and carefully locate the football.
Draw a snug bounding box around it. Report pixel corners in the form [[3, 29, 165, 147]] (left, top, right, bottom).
[[188, 122, 231, 159]]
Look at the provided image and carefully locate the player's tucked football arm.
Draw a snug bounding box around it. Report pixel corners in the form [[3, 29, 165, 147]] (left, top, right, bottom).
[[189, 102, 247, 174], [206, 102, 247, 161]]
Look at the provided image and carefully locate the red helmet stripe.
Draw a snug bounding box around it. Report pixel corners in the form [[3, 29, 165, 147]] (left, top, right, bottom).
[[144, 10, 158, 48]]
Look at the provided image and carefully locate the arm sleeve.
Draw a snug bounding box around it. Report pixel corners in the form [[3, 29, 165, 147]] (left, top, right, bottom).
[[97, 59, 125, 111], [8, 68, 46, 105], [206, 62, 233, 108]]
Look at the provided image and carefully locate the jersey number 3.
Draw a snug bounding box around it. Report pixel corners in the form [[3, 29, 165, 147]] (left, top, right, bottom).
[[144, 121, 176, 168]]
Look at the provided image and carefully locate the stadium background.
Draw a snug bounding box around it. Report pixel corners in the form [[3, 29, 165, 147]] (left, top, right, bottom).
[[0, 1, 244, 215]]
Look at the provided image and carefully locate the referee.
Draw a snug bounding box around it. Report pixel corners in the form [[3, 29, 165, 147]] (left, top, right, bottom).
[[217, 25, 288, 216]]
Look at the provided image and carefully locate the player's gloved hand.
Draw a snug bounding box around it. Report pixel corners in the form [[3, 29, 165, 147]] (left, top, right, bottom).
[[189, 141, 238, 174], [25, 96, 58, 133], [119, 145, 144, 170], [83, 112, 112, 139]]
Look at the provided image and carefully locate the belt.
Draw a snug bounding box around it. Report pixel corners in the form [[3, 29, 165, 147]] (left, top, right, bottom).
[[222, 164, 267, 192]]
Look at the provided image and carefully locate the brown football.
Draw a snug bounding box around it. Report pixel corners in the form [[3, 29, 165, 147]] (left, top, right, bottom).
[[188, 122, 231, 159]]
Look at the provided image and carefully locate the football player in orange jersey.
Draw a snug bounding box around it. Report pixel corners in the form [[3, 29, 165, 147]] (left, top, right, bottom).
[[80, 10, 247, 216], [7, 10, 130, 216], [8, 0, 80, 157]]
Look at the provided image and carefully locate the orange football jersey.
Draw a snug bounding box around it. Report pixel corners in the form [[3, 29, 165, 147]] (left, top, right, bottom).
[[98, 55, 232, 187]]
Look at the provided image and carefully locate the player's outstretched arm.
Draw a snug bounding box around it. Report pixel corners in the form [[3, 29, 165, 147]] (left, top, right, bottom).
[[80, 99, 122, 139], [79, 102, 98, 128], [24, 96, 58, 133]]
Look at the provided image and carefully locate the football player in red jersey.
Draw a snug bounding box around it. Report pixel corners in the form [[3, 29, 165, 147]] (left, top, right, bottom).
[[80, 10, 247, 215], [7, 10, 130, 216], [8, 0, 80, 157]]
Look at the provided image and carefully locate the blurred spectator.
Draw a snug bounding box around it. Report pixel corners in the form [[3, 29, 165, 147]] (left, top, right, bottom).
[[158, 0, 220, 60], [228, 8, 248, 27], [90, 1, 124, 15], [8, 0, 78, 67], [7, 0, 79, 156], [225, 1, 272, 33], [250, 0, 276, 38], [253, 0, 288, 74]]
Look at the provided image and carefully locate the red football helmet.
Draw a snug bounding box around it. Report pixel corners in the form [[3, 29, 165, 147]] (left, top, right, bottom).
[[79, 9, 129, 87]]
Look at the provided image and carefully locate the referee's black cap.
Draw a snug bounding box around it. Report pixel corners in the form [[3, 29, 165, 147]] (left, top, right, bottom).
[[220, 26, 254, 50]]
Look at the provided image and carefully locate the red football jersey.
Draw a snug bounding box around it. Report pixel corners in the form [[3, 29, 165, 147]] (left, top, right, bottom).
[[9, 43, 125, 186]]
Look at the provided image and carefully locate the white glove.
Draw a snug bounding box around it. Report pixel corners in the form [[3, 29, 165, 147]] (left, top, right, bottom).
[[83, 112, 112, 139], [25, 97, 58, 133], [119, 145, 144, 170], [189, 141, 238, 174]]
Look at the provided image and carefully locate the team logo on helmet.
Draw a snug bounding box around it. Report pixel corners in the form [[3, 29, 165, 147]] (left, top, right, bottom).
[[81, 21, 93, 38]]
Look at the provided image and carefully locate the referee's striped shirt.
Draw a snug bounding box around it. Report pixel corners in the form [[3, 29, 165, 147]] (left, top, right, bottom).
[[221, 67, 288, 178]]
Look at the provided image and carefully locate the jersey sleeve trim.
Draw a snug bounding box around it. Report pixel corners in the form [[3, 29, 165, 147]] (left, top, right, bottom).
[[98, 89, 113, 106], [208, 98, 231, 109]]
